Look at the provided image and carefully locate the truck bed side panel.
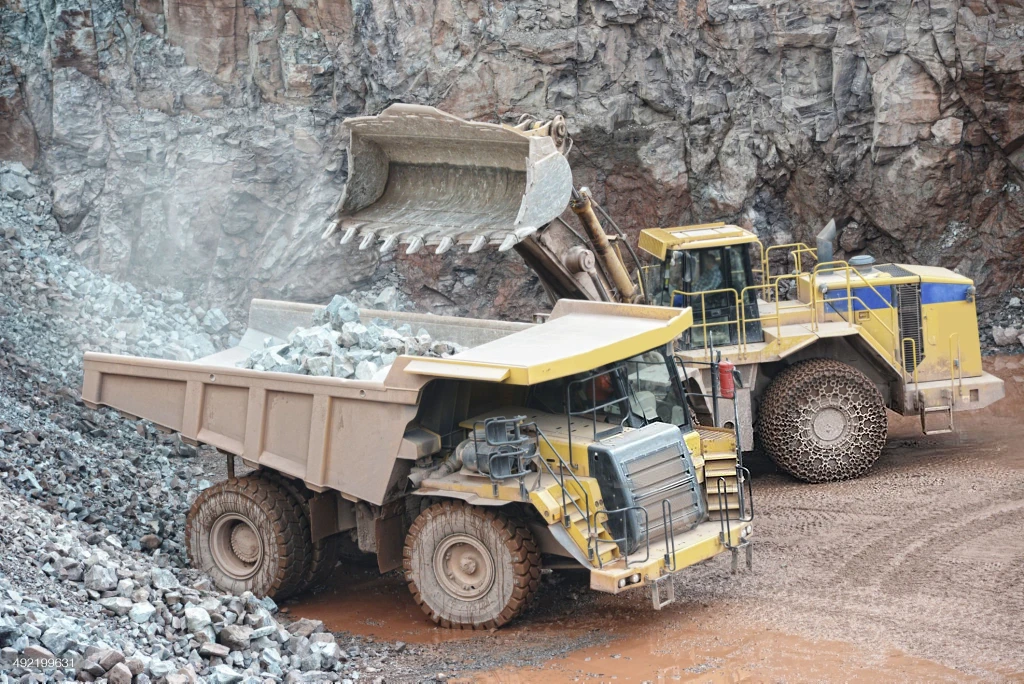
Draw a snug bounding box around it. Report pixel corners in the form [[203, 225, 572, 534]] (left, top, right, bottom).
[[82, 353, 425, 505]]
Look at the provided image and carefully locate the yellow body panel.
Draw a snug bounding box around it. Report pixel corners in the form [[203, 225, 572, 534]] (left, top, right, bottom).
[[426, 299, 692, 385], [919, 300, 983, 379], [638, 223, 758, 259]]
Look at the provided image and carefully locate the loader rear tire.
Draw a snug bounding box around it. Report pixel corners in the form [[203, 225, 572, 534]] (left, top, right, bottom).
[[757, 358, 887, 483], [186, 476, 312, 599], [404, 501, 541, 629]]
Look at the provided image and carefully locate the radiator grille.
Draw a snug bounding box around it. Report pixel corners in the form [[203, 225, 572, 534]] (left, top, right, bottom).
[[589, 423, 706, 554], [896, 283, 924, 371]]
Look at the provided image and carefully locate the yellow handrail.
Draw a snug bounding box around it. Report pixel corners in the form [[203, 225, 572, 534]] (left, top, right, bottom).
[[674, 253, 913, 372], [761, 243, 817, 286], [672, 288, 742, 355], [948, 332, 962, 403], [901, 337, 920, 385]]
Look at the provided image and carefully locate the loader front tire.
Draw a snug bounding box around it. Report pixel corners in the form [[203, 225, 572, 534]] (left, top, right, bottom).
[[757, 358, 887, 483], [404, 501, 541, 629], [186, 476, 312, 599]]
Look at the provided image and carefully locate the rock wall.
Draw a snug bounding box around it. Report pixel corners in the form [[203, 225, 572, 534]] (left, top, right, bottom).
[[1, 0, 1022, 318]]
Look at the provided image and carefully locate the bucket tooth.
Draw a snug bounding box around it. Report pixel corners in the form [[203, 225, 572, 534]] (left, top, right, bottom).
[[380, 235, 398, 253], [339, 225, 358, 245], [436, 236, 454, 255], [321, 220, 339, 240], [468, 235, 488, 253], [406, 236, 425, 255], [498, 233, 518, 252], [358, 232, 376, 251]]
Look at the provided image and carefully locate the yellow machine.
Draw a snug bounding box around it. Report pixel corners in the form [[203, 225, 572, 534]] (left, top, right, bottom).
[[328, 104, 1004, 483], [633, 220, 1004, 481], [82, 300, 752, 628]]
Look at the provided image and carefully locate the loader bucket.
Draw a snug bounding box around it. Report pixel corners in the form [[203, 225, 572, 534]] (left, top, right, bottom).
[[332, 104, 573, 254]]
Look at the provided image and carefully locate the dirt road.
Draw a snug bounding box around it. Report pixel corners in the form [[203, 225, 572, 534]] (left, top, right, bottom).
[[288, 356, 1024, 682]]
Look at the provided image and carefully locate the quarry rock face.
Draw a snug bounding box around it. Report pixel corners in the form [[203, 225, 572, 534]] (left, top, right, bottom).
[[0, 0, 1022, 318]]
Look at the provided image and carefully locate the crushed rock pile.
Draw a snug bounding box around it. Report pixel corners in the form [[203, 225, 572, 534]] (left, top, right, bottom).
[[240, 295, 465, 381], [0, 484, 408, 683], [0, 162, 442, 682], [0, 161, 239, 380]]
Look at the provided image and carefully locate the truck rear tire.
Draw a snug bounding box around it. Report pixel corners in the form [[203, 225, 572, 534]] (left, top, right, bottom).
[[757, 358, 887, 483], [186, 476, 312, 599], [248, 469, 341, 593], [404, 501, 541, 629]]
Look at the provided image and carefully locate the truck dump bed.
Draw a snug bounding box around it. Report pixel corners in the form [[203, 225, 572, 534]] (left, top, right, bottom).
[[81, 299, 689, 506], [81, 300, 529, 505]]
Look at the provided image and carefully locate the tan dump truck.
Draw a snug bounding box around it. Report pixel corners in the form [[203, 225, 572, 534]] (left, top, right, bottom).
[[82, 299, 752, 628]]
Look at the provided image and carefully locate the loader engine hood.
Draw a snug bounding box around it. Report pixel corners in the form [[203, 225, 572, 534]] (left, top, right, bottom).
[[335, 104, 574, 254]]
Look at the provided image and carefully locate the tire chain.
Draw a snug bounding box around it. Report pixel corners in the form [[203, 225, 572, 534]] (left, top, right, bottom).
[[756, 358, 888, 483]]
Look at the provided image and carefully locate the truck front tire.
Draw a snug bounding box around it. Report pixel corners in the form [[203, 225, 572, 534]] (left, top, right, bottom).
[[404, 501, 541, 629], [757, 358, 888, 483], [186, 476, 312, 598]]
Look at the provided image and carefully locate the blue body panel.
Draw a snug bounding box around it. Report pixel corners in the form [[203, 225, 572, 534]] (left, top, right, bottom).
[[920, 283, 971, 305], [824, 282, 969, 312]]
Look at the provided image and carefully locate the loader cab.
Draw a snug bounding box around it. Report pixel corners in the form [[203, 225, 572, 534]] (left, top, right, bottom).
[[640, 224, 764, 350]]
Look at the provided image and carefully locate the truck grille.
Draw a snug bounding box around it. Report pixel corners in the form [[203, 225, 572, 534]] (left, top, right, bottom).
[[588, 423, 706, 554]]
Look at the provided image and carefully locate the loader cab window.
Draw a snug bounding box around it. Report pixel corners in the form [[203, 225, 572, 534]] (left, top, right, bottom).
[[662, 246, 764, 349]]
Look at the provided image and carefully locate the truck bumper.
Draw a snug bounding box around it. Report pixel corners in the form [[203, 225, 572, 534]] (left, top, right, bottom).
[[902, 371, 1005, 415], [588, 519, 751, 595]]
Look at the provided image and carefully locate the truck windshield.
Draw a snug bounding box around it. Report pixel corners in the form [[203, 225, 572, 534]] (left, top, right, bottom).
[[525, 345, 690, 430]]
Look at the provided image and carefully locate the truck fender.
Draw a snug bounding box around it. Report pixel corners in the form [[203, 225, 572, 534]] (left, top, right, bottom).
[[411, 489, 509, 507]]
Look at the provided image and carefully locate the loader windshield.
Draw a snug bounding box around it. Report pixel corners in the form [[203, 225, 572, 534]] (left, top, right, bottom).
[[653, 246, 764, 349]]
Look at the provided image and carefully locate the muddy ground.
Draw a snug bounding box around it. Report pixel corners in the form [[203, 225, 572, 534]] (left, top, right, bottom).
[[277, 356, 1024, 683]]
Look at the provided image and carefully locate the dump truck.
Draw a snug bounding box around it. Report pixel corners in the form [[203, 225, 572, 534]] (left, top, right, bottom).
[[81, 299, 753, 628], [329, 104, 1005, 483]]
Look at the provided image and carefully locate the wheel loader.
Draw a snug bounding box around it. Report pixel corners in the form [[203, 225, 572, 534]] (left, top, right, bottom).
[[81, 299, 753, 628], [329, 104, 1006, 483]]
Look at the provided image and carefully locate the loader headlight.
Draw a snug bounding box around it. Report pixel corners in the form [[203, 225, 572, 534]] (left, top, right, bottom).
[[631, 573, 641, 584], [618, 578, 627, 588]]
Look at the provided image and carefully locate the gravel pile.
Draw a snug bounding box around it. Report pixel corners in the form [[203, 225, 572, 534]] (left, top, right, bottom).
[[240, 295, 464, 381], [981, 288, 1024, 354], [0, 483, 408, 683], [0, 163, 451, 681]]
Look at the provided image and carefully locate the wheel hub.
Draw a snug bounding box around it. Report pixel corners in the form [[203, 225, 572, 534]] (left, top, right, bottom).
[[433, 534, 495, 601], [210, 514, 264, 580], [230, 524, 261, 563], [812, 407, 848, 442]]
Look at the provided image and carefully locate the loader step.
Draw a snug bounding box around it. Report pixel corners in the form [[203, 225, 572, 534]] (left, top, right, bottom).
[[704, 463, 737, 478], [702, 451, 738, 461], [918, 391, 954, 435]]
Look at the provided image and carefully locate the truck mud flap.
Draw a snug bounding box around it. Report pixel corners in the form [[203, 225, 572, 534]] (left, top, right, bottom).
[[374, 503, 406, 573]]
